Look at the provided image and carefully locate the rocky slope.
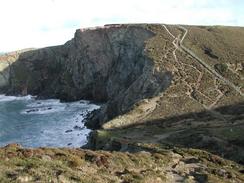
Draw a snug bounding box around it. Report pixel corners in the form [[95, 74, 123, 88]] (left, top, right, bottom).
[[0, 25, 172, 128], [0, 25, 243, 128], [1, 144, 244, 183], [0, 24, 243, 182]]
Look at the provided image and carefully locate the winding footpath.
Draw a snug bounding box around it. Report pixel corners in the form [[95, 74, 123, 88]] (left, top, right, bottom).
[[162, 24, 243, 97], [179, 25, 243, 97], [161, 24, 244, 121]]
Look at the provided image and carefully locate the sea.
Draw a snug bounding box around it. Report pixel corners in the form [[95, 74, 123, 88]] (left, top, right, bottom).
[[0, 95, 99, 148]]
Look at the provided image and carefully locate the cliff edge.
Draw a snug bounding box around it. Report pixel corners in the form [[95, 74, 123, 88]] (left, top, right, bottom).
[[1, 24, 243, 130], [0, 24, 244, 182]]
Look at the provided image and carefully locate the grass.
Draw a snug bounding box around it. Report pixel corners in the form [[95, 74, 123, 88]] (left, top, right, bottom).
[[183, 25, 244, 91], [0, 24, 244, 182], [1, 143, 243, 182]]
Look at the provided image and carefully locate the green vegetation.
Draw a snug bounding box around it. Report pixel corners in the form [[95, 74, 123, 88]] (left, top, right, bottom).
[[214, 63, 228, 74], [184, 25, 244, 91], [1, 143, 243, 183], [0, 24, 244, 182]]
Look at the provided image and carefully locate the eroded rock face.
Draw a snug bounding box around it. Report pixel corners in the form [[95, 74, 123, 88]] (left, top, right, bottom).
[[0, 49, 32, 91], [0, 61, 9, 88], [67, 25, 157, 102], [0, 25, 172, 128]]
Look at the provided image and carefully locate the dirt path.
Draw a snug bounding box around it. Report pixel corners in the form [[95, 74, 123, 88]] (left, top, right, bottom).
[[178, 25, 244, 97], [162, 24, 229, 120], [162, 24, 243, 97]]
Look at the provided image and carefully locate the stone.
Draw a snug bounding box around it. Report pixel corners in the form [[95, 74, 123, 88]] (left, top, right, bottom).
[[16, 176, 33, 182], [0, 25, 171, 129], [65, 130, 73, 133]]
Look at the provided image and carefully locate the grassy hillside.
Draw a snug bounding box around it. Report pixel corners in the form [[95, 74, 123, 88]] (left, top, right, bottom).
[[183, 26, 244, 92], [0, 24, 243, 182], [1, 144, 244, 182]]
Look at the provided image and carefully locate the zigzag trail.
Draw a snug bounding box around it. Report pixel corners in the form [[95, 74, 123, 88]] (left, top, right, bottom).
[[178, 25, 243, 97], [161, 24, 235, 121], [162, 24, 243, 98]]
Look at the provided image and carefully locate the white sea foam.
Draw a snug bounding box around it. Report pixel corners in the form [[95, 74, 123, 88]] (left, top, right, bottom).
[[0, 94, 34, 102], [29, 100, 100, 147], [22, 99, 66, 114], [0, 94, 100, 147], [21, 106, 66, 115], [26, 99, 61, 108], [22, 98, 99, 116]]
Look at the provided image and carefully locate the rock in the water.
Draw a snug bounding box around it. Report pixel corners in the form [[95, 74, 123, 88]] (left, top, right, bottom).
[[65, 130, 73, 133]]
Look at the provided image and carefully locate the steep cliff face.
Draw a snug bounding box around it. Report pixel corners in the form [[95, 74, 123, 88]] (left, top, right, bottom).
[[0, 25, 172, 128], [0, 61, 9, 88], [0, 24, 243, 130], [66, 25, 171, 102], [0, 49, 33, 91], [68, 26, 172, 127], [0, 24, 244, 181]]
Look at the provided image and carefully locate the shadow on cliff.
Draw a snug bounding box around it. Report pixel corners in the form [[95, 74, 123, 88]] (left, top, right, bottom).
[[89, 102, 244, 165], [1, 26, 243, 165], [0, 46, 85, 101], [0, 24, 173, 129]]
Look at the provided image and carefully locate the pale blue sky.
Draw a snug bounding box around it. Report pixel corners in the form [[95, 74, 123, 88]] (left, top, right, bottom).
[[0, 0, 243, 52]]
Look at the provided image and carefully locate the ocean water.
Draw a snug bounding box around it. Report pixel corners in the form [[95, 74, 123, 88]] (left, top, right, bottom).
[[0, 95, 99, 148]]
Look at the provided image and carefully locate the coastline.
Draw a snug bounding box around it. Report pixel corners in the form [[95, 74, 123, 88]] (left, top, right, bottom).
[[0, 94, 100, 148]]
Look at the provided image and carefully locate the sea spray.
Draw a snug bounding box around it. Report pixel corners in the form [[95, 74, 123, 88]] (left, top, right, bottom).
[[0, 95, 99, 147]]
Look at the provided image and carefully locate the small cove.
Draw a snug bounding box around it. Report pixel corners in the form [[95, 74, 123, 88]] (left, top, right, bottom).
[[0, 95, 99, 148]]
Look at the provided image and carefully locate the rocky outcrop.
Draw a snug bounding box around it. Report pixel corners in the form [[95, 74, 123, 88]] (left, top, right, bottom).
[[0, 60, 9, 88], [0, 24, 172, 128], [1, 24, 243, 131], [0, 24, 244, 181], [0, 49, 33, 91]]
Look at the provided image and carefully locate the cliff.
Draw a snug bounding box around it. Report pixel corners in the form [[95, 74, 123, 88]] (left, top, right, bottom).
[[0, 25, 173, 129], [0, 24, 244, 182], [1, 24, 243, 129]]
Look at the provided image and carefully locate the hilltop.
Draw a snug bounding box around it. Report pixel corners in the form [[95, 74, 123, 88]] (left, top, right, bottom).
[[0, 24, 243, 182]]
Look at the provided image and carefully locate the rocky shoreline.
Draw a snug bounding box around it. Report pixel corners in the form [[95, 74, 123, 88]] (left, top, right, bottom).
[[0, 24, 244, 182]]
